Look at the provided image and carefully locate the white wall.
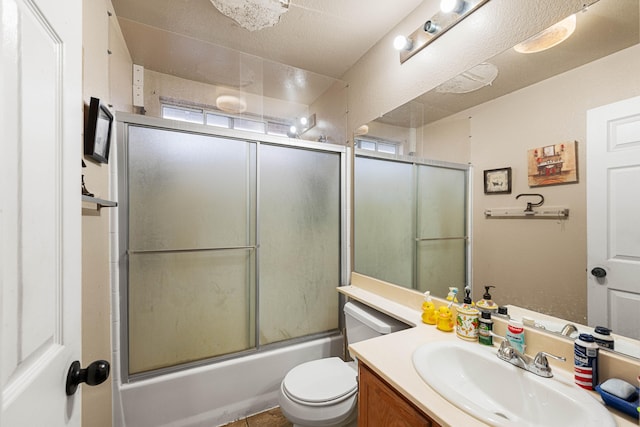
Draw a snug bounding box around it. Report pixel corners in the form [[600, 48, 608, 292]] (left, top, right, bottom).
[[82, 0, 132, 426]]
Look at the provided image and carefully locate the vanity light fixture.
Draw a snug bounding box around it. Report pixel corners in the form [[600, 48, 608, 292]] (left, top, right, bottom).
[[397, 0, 490, 64], [514, 14, 577, 54], [440, 0, 466, 14], [288, 113, 316, 137], [393, 35, 413, 51]]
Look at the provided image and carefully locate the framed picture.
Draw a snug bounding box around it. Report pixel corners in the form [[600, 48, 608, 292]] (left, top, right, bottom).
[[84, 97, 113, 164], [484, 167, 512, 194], [527, 141, 578, 187]]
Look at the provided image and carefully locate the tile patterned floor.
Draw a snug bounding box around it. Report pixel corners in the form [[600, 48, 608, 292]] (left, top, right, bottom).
[[220, 407, 292, 427]]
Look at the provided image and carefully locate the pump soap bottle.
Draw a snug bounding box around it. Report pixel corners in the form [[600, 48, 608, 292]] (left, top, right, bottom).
[[476, 285, 499, 313], [421, 291, 436, 325], [456, 287, 479, 341]]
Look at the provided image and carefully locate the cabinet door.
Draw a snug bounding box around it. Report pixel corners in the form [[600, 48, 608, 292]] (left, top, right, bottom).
[[359, 363, 437, 427]]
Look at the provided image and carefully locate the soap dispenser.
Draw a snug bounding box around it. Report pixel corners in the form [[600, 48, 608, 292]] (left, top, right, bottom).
[[476, 285, 498, 312], [456, 287, 479, 341], [421, 291, 436, 325]]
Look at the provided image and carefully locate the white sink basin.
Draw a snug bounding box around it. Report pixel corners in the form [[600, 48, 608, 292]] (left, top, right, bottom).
[[412, 341, 616, 427]]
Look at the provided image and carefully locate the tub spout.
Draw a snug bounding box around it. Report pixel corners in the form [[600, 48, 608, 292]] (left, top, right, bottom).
[[560, 323, 578, 336]]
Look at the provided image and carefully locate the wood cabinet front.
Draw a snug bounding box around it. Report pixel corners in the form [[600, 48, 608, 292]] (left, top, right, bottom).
[[358, 363, 440, 427]]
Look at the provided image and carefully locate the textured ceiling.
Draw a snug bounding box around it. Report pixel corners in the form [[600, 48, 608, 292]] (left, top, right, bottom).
[[111, 0, 423, 81]]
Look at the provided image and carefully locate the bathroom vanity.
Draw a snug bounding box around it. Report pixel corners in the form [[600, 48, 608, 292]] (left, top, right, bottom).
[[340, 273, 640, 427], [359, 362, 439, 427]]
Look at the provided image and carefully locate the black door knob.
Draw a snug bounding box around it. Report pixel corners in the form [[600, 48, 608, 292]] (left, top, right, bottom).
[[591, 267, 607, 278], [66, 360, 110, 396]]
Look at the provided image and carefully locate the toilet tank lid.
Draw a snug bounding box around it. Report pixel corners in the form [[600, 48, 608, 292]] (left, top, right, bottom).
[[344, 300, 408, 334]]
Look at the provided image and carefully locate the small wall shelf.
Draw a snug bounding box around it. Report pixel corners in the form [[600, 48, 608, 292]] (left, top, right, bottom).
[[484, 207, 569, 219], [82, 195, 118, 210]]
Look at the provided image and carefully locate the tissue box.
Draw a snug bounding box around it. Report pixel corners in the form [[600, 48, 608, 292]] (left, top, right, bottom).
[[595, 384, 639, 419]]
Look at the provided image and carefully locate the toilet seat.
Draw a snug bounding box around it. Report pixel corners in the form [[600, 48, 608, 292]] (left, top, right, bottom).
[[282, 357, 357, 406]]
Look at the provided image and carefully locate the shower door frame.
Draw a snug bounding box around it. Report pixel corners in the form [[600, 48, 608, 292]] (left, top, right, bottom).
[[115, 113, 350, 382], [353, 149, 472, 293]]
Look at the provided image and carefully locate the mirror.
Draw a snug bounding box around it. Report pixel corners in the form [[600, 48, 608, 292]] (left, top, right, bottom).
[[353, 0, 640, 359]]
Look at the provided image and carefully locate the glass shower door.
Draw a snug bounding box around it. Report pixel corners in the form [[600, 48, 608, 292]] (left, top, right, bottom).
[[126, 126, 257, 374], [416, 165, 467, 296], [354, 157, 414, 288], [259, 144, 341, 344]]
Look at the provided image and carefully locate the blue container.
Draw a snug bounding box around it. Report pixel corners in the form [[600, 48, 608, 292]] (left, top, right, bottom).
[[595, 384, 639, 419]]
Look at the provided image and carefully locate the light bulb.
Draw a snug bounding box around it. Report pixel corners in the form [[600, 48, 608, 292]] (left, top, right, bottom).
[[289, 125, 297, 134], [440, 0, 465, 14], [393, 35, 412, 51], [299, 116, 308, 126]]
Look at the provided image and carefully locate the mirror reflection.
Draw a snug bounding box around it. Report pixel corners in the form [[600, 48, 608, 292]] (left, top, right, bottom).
[[354, 0, 639, 358]]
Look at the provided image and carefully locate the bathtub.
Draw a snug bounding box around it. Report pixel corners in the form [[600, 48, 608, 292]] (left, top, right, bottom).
[[114, 336, 343, 427]]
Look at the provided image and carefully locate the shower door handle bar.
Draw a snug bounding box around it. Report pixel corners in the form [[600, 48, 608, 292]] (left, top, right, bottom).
[[128, 245, 258, 255], [414, 236, 468, 242]]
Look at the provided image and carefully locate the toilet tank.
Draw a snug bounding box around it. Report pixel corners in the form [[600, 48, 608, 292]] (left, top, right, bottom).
[[344, 300, 409, 346]]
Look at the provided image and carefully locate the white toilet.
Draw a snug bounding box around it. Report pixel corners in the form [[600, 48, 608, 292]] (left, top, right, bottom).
[[278, 300, 409, 427]]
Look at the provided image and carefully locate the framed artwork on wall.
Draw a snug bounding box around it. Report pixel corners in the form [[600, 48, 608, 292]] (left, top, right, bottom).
[[84, 97, 113, 164], [527, 141, 578, 187], [484, 167, 512, 194]]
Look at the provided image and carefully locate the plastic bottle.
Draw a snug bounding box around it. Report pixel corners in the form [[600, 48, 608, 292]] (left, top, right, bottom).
[[478, 311, 493, 346], [505, 319, 526, 354], [421, 291, 436, 325], [574, 333, 599, 390], [593, 326, 614, 350], [496, 306, 510, 319]]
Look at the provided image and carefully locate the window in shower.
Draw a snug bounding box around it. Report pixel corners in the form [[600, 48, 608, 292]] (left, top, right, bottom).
[[355, 137, 401, 155], [121, 123, 342, 377], [354, 154, 468, 297], [162, 103, 293, 138]]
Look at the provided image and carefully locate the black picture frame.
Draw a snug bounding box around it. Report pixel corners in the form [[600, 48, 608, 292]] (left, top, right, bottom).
[[84, 97, 113, 164], [484, 167, 512, 194]]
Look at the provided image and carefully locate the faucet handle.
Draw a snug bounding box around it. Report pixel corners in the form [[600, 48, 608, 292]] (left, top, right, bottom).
[[534, 351, 566, 366], [492, 333, 517, 359], [532, 351, 566, 377]]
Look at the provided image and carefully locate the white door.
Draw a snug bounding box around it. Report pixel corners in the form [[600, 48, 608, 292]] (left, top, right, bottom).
[[586, 96, 640, 340], [1, 0, 83, 425]]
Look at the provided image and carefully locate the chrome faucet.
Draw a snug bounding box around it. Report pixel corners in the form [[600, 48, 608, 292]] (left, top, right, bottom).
[[497, 339, 529, 370], [559, 323, 578, 337], [493, 333, 566, 378], [530, 351, 567, 377]]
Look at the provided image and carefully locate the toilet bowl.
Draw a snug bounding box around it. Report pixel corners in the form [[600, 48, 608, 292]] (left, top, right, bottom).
[[278, 301, 409, 427], [278, 358, 358, 427]]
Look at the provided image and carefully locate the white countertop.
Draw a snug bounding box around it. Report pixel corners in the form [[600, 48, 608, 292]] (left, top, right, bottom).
[[340, 284, 638, 427]]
